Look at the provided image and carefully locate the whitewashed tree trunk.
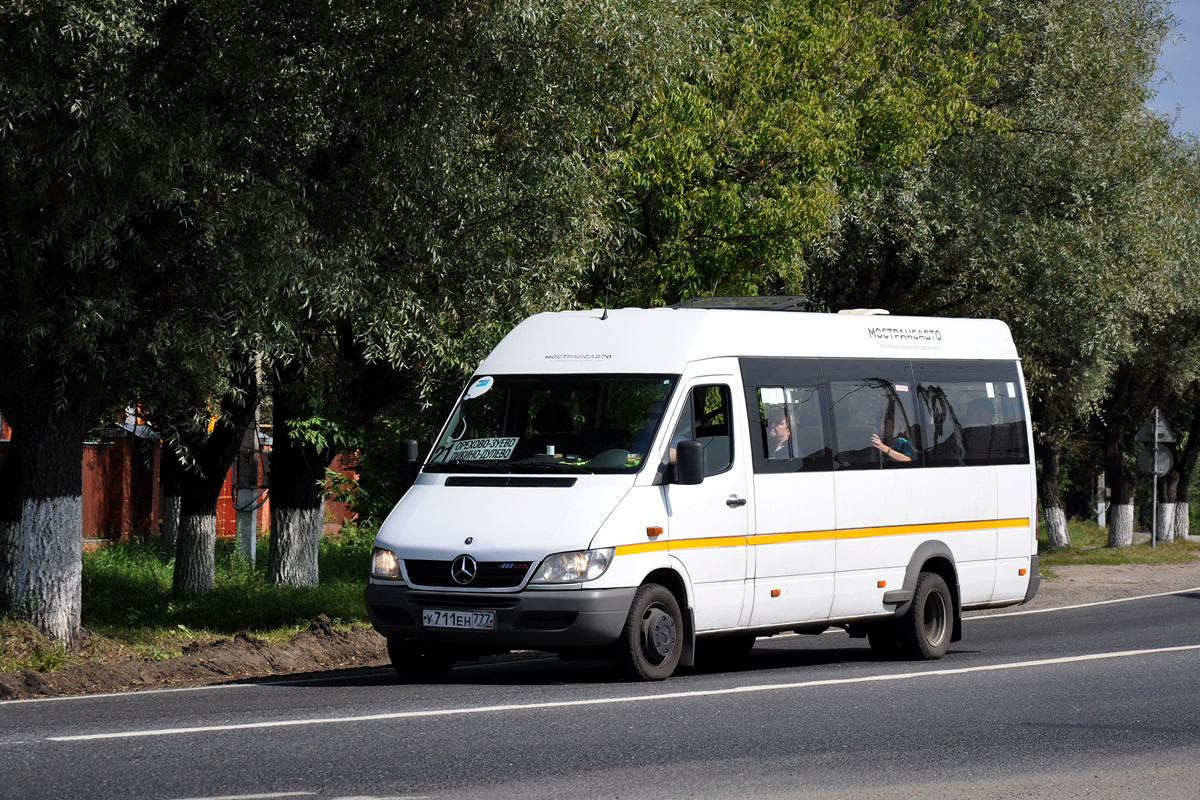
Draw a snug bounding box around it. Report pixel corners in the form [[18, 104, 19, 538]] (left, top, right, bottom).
[[1174, 501, 1190, 539], [267, 504, 323, 587], [160, 494, 181, 556], [1155, 502, 1177, 542], [173, 514, 215, 595], [1107, 503, 1134, 547], [1042, 506, 1070, 549], [12, 496, 82, 644]]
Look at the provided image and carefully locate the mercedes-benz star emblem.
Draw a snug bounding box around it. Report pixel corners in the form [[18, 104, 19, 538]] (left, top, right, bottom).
[[451, 554, 478, 585]]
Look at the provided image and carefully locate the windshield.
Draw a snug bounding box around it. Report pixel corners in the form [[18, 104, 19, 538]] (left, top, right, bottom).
[[426, 374, 678, 474]]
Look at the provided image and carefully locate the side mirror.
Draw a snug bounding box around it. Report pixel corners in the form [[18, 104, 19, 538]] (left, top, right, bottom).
[[674, 440, 704, 485], [401, 439, 420, 485]]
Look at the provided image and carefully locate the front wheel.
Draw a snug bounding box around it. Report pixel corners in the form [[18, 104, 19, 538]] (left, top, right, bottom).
[[387, 639, 456, 682], [897, 571, 952, 660], [614, 583, 683, 681]]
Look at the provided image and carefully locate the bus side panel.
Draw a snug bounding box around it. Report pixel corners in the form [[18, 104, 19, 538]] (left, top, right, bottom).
[[992, 463, 1037, 602], [747, 473, 836, 626], [832, 468, 998, 617]]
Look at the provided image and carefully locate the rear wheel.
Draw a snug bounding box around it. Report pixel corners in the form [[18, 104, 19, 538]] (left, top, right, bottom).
[[614, 583, 683, 681], [386, 639, 456, 682], [897, 571, 952, 660]]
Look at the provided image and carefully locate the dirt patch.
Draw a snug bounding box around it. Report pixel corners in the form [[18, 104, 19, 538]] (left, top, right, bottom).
[[0, 615, 388, 701], [5, 560, 1200, 701]]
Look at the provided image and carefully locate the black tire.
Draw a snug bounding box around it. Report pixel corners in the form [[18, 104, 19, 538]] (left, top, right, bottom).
[[696, 634, 756, 669], [614, 583, 683, 681], [897, 571, 952, 660], [866, 622, 903, 658], [387, 639, 456, 682]]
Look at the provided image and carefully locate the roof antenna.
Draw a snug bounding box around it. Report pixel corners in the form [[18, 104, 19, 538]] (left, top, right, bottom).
[[601, 265, 611, 320]]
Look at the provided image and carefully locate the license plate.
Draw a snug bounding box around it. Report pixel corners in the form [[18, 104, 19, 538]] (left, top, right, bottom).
[[422, 608, 495, 631]]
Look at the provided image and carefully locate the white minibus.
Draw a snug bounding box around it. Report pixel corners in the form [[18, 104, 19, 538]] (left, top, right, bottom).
[[366, 300, 1039, 681]]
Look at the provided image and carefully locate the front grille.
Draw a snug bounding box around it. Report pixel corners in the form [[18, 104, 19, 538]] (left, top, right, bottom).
[[404, 559, 533, 589], [406, 593, 522, 609]]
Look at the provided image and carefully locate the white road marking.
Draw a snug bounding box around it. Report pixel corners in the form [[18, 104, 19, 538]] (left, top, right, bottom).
[[967, 586, 1200, 619], [47, 643, 1200, 742], [1, 680, 256, 705], [170, 794, 314, 800], [9, 586, 1197, 708]]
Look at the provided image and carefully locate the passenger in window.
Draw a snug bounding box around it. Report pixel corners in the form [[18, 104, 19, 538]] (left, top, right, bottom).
[[871, 418, 913, 462], [765, 407, 793, 460]]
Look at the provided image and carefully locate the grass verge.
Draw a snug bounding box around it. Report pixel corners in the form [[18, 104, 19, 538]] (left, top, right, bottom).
[[1039, 519, 1200, 569], [1, 527, 373, 674]]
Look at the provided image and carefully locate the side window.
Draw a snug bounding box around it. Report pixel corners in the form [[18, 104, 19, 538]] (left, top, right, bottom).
[[756, 386, 830, 467], [670, 384, 733, 476], [824, 360, 920, 470], [740, 357, 832, 474], [913, 360, 1030, 467]]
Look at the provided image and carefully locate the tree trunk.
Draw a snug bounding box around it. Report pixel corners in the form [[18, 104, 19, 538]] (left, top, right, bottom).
[[266, 360, 329, 587], [1173, 501, 1190, 539], [173, 513, 216, 595], [1108, 503, 1135, 547], [1174, 399, 1200, 540], [1155, 502, 1176, 541], [1155, 471, 1179, 542], [170, 351, 259, 596], [1036, 439, 1071, 548], [10, 423, 89, 644], [1105, 429, 1137, 548], [268, 504, 324, 586], [159, 449, 183, 556], [171, 457, 235, 596]]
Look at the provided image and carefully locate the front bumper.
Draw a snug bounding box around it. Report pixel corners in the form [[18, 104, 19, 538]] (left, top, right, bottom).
[[365, 583, 637, 651]]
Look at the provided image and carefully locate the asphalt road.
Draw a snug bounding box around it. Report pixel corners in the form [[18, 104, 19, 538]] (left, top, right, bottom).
[[3, 589, 1200, 800]]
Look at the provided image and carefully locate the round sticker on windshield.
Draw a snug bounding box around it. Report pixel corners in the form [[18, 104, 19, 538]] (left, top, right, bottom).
[[465, 376, 495, 400]]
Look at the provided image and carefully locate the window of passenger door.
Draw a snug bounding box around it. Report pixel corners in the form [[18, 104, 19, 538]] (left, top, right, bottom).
[[669, 384, 734, 476]]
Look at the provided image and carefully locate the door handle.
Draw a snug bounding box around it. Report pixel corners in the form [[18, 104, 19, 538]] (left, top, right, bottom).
[[726, 495, 747, 508]]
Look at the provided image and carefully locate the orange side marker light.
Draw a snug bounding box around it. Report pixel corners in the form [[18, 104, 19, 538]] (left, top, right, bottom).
[[647, 526, 663, 537], [877, 580, 887, 588], [1019, 568, 1027, 576], [771, 589, 781, 598]]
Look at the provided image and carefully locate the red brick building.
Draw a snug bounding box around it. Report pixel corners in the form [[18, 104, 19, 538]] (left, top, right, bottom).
[[0, 411, 354, 544]]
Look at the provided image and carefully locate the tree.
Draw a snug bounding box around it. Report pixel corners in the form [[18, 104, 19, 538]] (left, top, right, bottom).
[[590, 0, 1006, 308], [2, 2, 179, 640], [249, 0, 708, 583], [804, 0, 1180, 548], [1, 0, 708, 627]]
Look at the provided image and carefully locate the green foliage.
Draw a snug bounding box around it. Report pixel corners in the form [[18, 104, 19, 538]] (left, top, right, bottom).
[[79, 535, 372, 639], [1040, 519, 1200, 565], [805, 0, 1192, 452], [596, 0, 1008, 307]]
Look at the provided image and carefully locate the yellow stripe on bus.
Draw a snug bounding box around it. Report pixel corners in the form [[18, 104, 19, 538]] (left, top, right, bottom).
[[613, 517, 1029, 556]]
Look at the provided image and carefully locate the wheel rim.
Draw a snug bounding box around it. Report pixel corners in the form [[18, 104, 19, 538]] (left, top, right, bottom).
[[640, 604, 677, 664], [922, 588, 948, 646]]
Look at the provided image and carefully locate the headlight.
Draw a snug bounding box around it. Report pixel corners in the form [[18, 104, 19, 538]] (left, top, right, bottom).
[[371, 547, 401, 579], [530, 548, 614, 584]]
